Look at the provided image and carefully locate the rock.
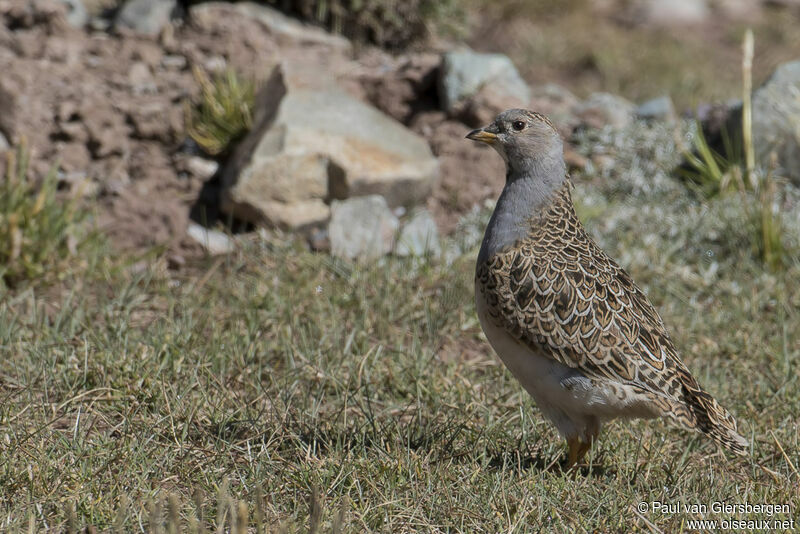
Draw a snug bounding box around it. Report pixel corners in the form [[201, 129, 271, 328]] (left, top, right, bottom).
[[220, 64, 439, 229], [329, 195, 398, 261], [438, 51, 531, 123], [256, 199, 331, 230], [575, 93, 636, 130], [395, 209, 440, 257], [128, 61, 157, 94], [0, 132, 8, 152], [161, 54, 187, 70], [629, 0, 710, 25], [186, 222, 235, 255], [360, 53, 439, 123], [185, 156, 219, 180], [308, 227, 330, 252], [115, 0, 176, 36], [636, 96, 675, 121], [190, 2, 351, 51], [59, 0, 87, 27], [752, 60, 800, 185]]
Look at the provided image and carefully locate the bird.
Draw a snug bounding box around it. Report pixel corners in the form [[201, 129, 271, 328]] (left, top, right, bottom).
[[467, 109, 748, 468]]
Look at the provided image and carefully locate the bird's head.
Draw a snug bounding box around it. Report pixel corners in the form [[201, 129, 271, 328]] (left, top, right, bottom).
[[466, 109, 564, 178]]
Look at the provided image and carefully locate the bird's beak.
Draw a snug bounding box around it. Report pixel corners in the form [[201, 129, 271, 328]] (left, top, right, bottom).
[[466, 128, 498, 145]]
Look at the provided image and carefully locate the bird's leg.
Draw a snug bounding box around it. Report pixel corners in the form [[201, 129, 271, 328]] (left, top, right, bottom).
[[575, 418, 600, 466], [565, 437, 581, 470], [565, 419, 600, 470]]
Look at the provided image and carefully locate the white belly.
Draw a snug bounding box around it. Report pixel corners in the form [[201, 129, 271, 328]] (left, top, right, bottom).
[[474, 279, 640, 439]]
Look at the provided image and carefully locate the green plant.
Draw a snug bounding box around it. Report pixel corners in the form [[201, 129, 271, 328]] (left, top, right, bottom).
[[678, 122, 741, 197], [678, 29, 786, 269], [0, 143, 95, 287], [754, 174, 784, 271], [739, 30, 785, 271], [187, 67, 256, 156]]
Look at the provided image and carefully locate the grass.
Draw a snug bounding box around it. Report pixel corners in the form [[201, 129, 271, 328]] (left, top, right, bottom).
[[677, 29, 787, 271], [0, 143, 100, 288], [1, 210, 798, 531], [187, 67, 256, 157]]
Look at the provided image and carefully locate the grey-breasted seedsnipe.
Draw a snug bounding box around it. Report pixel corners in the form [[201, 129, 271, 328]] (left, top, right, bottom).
[[468, 109, 748, 467]]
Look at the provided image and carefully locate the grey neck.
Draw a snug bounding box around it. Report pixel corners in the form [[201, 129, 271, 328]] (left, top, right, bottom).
[[477, 155, 567, 266]]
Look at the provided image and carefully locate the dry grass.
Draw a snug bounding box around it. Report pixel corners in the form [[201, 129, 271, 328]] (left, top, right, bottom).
[[1, 204, 798, 531]]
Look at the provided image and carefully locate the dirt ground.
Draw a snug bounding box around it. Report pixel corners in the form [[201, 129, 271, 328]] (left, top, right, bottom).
[[0, 1, 513, 257]]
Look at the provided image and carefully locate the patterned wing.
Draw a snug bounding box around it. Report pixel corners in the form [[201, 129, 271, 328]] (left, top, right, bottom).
[[476, 183, 747, 453], [478, 224, 680, 400]]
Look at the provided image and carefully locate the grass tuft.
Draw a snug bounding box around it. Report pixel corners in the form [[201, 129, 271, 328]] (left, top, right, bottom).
[[0, 142, 98, 287], [678, 29, 788, 270], [187, 67, 256, 157]]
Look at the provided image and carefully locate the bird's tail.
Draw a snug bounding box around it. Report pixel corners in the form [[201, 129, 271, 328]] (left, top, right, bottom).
[[666, 373, 748, 455]]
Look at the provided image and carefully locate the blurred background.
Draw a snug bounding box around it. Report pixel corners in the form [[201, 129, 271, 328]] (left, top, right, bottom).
[[2, 0, 800, 263], [2, 0, 799, 531]]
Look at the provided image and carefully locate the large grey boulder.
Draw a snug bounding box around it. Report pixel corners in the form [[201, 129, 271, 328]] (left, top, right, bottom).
[[115, 0, 176, 36], [439, 51, 531, 124], [220, 64, 439, 230], [752, 60, 800, 185], [329, 196, 398, 261]]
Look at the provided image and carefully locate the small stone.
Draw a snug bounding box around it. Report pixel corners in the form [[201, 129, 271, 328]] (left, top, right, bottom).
[[629, 0, 710, 26], [204, 55, 227, 73], [636, 96, 675, 121], [395, 209, 440, 257], [439, 51, 531, 122], [576, 93, 636, 130], [167, 254, 185, 269], [161, 55, 187, 70], [308, 227, 330, 252], [59, 0, 88, 28], [115, 0, 176, 36], [186, 222, 235, 255], [329, 196, 399, 261], [128, 61, 157, 94], [185, 157, 219, 180]]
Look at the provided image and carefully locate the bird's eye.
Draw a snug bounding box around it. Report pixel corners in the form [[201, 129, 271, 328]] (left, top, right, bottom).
[[512, 120, 526, 131]]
